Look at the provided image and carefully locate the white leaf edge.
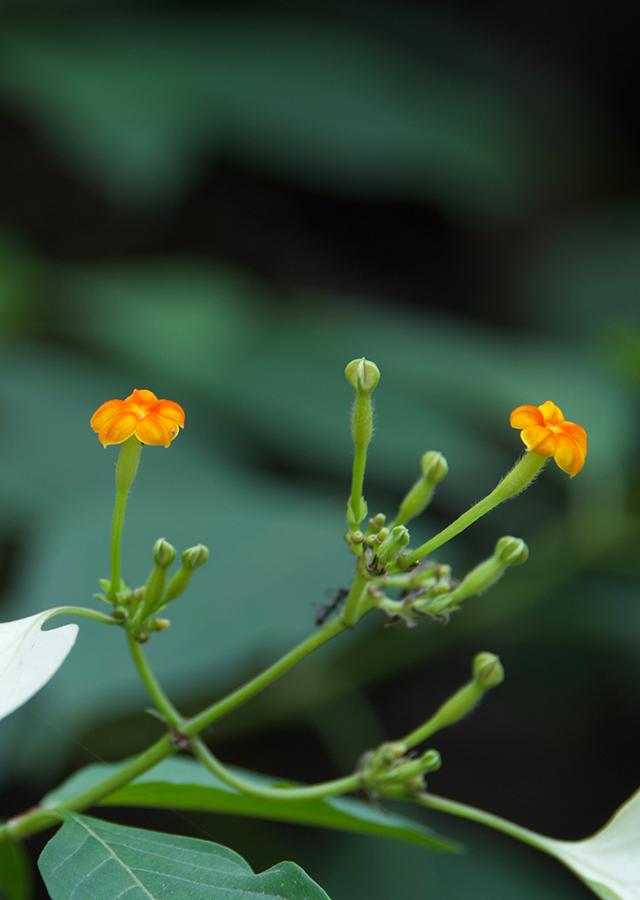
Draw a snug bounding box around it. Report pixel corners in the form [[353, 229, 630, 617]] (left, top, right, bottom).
[[0, 609, 78, 722], [535, 787, 640, 900]]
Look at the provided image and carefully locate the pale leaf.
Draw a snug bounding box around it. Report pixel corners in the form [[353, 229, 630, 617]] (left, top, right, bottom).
[[538, 788, 640, 900], [0, 610, 78, 722]]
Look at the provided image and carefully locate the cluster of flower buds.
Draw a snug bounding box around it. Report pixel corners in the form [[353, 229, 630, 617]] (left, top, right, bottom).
[[95, 539, 209, 641], [358, 741, 442, 799], [370, 535, 528, 626]]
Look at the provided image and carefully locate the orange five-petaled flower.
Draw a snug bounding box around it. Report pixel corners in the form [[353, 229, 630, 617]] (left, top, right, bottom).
[[510, 401, 587, 477], [91, 390, 185, 448]]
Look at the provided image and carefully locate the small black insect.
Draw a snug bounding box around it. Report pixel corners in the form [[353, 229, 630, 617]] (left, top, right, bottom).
[[315, 586, 349, 626]]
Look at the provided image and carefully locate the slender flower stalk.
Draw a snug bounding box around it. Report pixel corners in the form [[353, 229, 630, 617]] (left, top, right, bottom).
[[400, 451, 547, 567], [108, 436, 142, 601]]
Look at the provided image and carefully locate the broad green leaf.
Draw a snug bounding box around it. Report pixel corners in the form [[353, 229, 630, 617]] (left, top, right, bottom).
[[0, 12, 584, 219], [43, 756, 459, 852], [0, 609, 77, 722], [538, 787, 640, 900], [0, 840, 33, 900], [39, 813, 331, 900]]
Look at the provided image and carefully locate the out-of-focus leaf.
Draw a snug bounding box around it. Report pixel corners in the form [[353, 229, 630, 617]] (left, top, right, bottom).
[[44, 756, 459, 852], [39, 813, 332, 900], [0, 609, 77, 722], [0, 12, 586, 218], [0, 841, 33, 900], [515, 208, 640, 335]]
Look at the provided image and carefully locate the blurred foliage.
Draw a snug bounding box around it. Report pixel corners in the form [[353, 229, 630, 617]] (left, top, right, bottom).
[[0, 0, 638, 898]]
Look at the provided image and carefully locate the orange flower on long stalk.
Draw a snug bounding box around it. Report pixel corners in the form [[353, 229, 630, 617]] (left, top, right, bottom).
[[91, 390, 185, 448], [510, 401, 587, 477]]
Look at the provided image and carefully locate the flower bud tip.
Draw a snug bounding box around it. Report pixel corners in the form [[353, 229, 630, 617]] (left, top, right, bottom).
[[345, 358, 380, 394], [420, 451, 448, 483], [182, 544, 209, 570], [494, 536, 529, 566], [153, 538, 176, 567], [473, 652, 504, 689]]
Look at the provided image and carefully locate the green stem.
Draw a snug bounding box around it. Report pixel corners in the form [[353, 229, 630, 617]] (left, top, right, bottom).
[[126, 635, 184, 728], [2, 735, 176, 842], [404, 453, 547, 565], [50, 607, 120, 626], [349, 438, 368, 527], [0, 611, 347, 844], [192, 738, 359, 801], [183, 616, 345, 737], [416, 791, 553, 855], [401, 680, 484, 749], [109, 437, 142, 601], [340, 569, 372, 628]]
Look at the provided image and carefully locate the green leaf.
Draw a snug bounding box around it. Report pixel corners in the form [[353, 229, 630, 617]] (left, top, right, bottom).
[[0, 12, 584, 219], [0, 841, 33, 900], [38, 813, 332, 900], [43, 757, 459, 853]]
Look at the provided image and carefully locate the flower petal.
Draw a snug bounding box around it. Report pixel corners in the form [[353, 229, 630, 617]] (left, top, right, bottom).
[[98, 411, 138, 447], [553, 433, 585, 477], [135, 414, 175, 447], [127, 389, 158, 410], [510, 405, 544, 429], [538, 401, 565, 426], [520, 426, 557, 456], [90, 399, 127, 432], [562, 422, 588, 457], [149, 399, 185, 427]]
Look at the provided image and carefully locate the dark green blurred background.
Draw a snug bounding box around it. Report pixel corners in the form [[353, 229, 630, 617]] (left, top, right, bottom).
[[0, 1, 639, 897]]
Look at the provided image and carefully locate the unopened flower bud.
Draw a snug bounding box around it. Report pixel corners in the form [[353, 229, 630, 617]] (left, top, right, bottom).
[[472, 652, 505, 689], [435, 535, 528, 608], [394, 452, 448, 527], [418, 748, 442, 772], [494, 536, 529, 566], [420, 451, 449, 483], [151, 617, 171, 631], [182, 544, 209, 570], [377, 525, 411, 567], [153, 538, 176, 568], [345, 358, 380, 395], [161, 544, 209, 605]]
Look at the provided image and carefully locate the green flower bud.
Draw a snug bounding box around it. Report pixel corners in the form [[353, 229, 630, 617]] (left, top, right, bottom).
[[433, 535, 528, 610], [160, 544, 209, 605], [473, 652, 505, 689], [151, 617, 171, 631], [372, 513, 386, 528], [344, 358, 380, 394], [377, 525, 411, 567], [393, 452, 448, 527], [418, 748, 442, 772], [153, 537, 176, 568], [182, 544, 209, 570], [494, 535, 529, 566], [420, 451, 449, 483]]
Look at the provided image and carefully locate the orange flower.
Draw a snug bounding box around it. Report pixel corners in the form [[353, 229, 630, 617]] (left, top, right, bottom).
[[510, 401, 587, 477], [91, 390, 185, 448]]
